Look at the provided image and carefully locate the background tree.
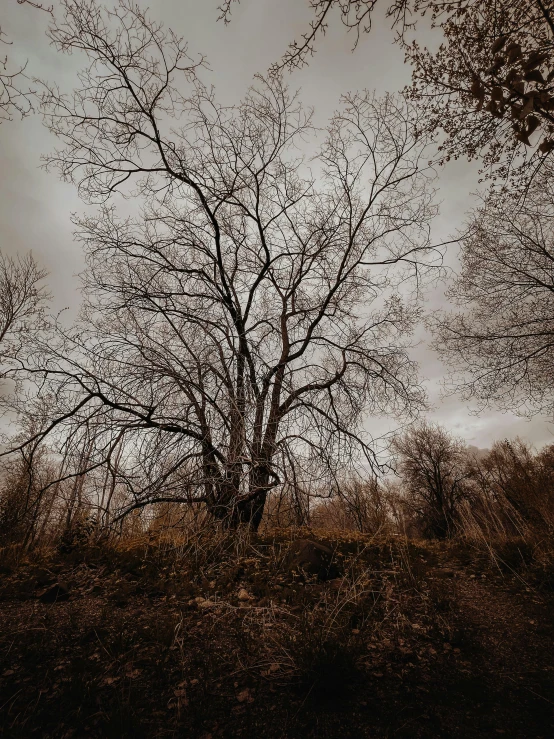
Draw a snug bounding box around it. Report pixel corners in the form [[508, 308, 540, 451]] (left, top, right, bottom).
[[310, 477, 392, 534], [405, 0, 554, 186], [392, 421, 472, 538], [0, 442, 58, 547], [474, 439, 554, 532], [0, 250, 49, 373], [7, 0, 443, 531], [433, 160, 554, 418], [459, 439, 554, 538]]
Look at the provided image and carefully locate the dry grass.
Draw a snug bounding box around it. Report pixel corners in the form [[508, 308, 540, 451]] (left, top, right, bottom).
[[1, 527, 554, 737]]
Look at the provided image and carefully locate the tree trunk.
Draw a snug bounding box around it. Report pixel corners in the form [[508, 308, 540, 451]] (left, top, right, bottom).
[[212, 463, 271, 531]]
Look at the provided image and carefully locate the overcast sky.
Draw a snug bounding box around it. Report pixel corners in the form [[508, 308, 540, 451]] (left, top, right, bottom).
[[1, 0, 553, 450]]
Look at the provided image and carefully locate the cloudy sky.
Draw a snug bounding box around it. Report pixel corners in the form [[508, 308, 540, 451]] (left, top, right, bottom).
[[1, 0, 553, 450]]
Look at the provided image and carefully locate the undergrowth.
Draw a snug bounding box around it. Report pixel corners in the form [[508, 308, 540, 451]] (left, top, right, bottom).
[[1, 529, 553, 737]]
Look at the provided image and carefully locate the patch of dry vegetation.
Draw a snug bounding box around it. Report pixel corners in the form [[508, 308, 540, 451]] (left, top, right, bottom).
[[2, 424, 554, 737], [0, 530, 454, 737], [1, 528, 554, 738]]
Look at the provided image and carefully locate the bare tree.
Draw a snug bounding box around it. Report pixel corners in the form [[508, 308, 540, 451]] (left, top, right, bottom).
[[0, 251, 49, 372], [0, 251, 50, 545], [433, 161, 554, 418], [0, 25, 31, 123], [463, 438, 554, 536], [392, 421, 472, 538], [8, 0, 443, 530]]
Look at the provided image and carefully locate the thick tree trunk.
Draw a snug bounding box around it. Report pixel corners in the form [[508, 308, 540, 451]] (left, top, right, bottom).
[[244, 464, 272, 531], [208, 464, 271, 531]]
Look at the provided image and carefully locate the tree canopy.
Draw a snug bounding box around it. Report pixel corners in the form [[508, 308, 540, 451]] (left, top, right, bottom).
[[2, 0, 445, 529]]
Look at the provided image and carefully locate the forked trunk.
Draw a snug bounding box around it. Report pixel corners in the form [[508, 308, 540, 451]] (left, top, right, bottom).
[[206, 464, 271, 531]]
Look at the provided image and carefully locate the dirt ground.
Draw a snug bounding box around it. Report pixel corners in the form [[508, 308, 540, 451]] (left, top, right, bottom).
[[0, 535, 553, 738]]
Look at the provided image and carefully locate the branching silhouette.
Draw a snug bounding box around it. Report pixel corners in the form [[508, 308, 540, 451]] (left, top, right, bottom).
[[432, 159, 554, 417], [4, 0, 447, 529]]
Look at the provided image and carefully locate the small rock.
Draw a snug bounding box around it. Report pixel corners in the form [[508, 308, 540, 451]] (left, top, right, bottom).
[[238, 588, 251, 601], [236, 688, 254, 703]]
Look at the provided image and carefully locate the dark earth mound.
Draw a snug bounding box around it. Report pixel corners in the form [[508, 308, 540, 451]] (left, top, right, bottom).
[[1, 534, 553, 738]]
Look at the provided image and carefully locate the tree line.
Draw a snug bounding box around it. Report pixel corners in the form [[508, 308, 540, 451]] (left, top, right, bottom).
[[3, 416, 554, 546]]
